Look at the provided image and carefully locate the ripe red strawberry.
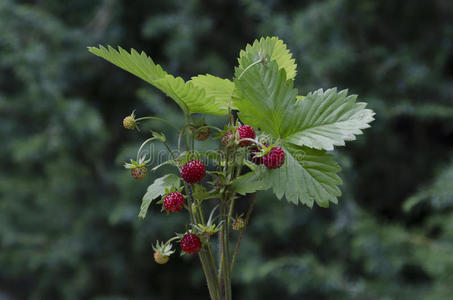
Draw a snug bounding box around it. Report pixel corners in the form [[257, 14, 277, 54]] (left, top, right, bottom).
[[180, 233, 202, 254], [131, 166, 147, 179], [237, 125, 256, 147], [250, 143, 269, 165], [163, 192, 184, 213], [222, 125, 256, 147], [181, 160, 206, 184], [263, 147, 285, 169]]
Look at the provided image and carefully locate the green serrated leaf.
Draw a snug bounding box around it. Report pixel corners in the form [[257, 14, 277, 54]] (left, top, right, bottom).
[[234, 60, 298, 138], [88, 46, 227, 115], [260, 144, 342, 208], [139, 174, 181, 218], [235, 36, 297, 80], [190, 74, 236, 110], [231, 172, 267, 195], [284, 88, 375, 150]]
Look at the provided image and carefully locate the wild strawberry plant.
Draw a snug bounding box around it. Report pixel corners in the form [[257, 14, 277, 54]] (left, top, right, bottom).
[[89, 37, 375, 300]]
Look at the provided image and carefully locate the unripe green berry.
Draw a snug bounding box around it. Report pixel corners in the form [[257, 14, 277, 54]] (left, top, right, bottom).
[[123, 115, 136, 130], [232, 218, 246, 231]]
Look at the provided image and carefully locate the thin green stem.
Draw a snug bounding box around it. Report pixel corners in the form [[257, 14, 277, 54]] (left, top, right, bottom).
[[136, 137, 160, 161], [221, 195, 232, 300], [231, 192, 256, 272], [181, 113, 221, 300], [135, 116, 179, 131]]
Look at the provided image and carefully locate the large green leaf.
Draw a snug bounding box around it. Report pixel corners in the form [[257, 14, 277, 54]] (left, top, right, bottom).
[[259, 144, 342, 208], [285, 88, 375, 150], [235, 36, 297, 81], [234, 60, 298, 137], [139, 174, 180, 219], [231, 172, 267, 195], [88, 46, 226, 115], [189, 74, 236, 110]]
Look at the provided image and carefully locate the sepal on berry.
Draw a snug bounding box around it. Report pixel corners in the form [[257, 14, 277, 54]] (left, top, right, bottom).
[[124, 156, 151, 180], [152, 240, 175, 264]]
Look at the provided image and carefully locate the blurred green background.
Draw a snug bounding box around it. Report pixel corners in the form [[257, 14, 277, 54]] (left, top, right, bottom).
[[1, 0, 453, 299]]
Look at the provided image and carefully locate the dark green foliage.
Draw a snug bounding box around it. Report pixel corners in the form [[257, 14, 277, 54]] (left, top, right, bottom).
[[1, 0, 453, 299]]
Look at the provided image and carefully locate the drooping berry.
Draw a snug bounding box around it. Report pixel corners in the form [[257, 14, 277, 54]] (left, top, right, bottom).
[[152, 241, 175, 264], [181, 160, 206, 184], [154, 251, 170, 264], [123, 115, 136, 130], [163, 192, 185, 213], [180, 233, 202, 254], [192, 127, 210, 141], [250, 143, 269, 165], [263, 147, 285, 169], [222, 125, 256, 147], [131, 166, 147, 179]]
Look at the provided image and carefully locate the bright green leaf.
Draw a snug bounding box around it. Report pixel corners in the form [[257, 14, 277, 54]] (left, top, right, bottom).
[[234, 60, 298, 138], [285, 88, 375, 150], [231, 172, 267, 195], [88, 46, 227, 115], [190, 74, 236, 110], [235, 36, 297, 81], [259, 144, 342, 207], [139, 174, 180, 219]]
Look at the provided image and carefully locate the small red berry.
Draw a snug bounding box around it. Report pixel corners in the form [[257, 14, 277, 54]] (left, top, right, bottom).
[[163, 192, 184, 213], [180, 233, 202, 254], [263, 147, 285, 169], [237, 125, 256, 147], [181, 160, 206, 184], [222, 125, 256, 147], [250, 143, 269, 165], [131, 166, 147, 179]]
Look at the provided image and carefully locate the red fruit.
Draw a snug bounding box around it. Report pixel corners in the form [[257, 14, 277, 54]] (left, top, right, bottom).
[[163, 192, 184, 213], [250, 143, 269, 165], [131, 166, 147, 179], [181, 160, 206, 184], [263, 147, 285, 169], [180, 233, 202, 254], [222, 125, 256, 147], [237, 125, 256, 147]]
